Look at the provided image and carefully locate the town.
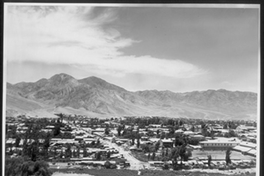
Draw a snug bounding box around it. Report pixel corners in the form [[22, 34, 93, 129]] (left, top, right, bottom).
[[5, 114, 257, 175]]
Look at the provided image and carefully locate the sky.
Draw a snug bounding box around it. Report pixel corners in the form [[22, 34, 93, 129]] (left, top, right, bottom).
[[4, 4, 260, 93]]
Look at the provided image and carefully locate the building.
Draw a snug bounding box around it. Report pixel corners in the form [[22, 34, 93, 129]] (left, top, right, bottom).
[[236, 125, 256, 132], [189, 134, 205, 141], [183, 131, 195, 136], [161, 139, 174, 148], [232, 141, 257, 157], [199, 137, 239, 150]]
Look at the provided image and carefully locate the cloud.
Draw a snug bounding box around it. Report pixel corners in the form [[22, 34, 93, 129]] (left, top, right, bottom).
[[4, 5, 206, 79]]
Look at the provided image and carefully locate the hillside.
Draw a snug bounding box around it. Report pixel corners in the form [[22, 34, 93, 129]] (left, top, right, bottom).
[[5, 73, 258, 120]]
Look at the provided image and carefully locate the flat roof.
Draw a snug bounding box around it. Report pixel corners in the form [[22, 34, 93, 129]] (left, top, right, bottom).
[[200, 138, 240, 144], [240, 142, 257, 148], [233, 145, 252, 152]]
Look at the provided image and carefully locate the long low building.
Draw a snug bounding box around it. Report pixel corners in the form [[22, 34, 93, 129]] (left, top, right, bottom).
[[232, 141, 257, 157], [246, 149, 257, 156], [199, 138, 240, 150], [232, 145, 251, 153]]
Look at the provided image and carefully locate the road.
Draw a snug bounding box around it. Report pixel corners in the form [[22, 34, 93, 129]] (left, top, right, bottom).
[[71, 123, 151, 170], [101, 139, 151, 170]]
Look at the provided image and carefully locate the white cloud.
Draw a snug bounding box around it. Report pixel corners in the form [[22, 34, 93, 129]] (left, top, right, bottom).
[[4, 5, 207, 79]]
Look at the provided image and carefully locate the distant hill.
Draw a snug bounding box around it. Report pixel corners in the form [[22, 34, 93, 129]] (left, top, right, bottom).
[[6, 73, 258, 120]]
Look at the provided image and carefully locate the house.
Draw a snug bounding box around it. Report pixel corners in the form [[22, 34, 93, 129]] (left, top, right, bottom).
[[183, 131, 195, 136], [75, 136, 84, 141], [129, 146, 142, 151], [175, 129, 184, 134], [83, 138, 97, 144], [189, 134, 205, 141], [187, 144, 202, 150], [148, 124, 162, 128], [92, 128, 105, 134], [161, 139, 173, 148]]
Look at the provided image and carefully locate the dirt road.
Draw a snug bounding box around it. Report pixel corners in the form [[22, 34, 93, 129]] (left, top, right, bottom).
[[101, 139, 151, 170]]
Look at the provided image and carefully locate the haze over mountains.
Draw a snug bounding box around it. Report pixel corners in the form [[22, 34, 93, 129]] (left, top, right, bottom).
[[6, 73, 257, 120]]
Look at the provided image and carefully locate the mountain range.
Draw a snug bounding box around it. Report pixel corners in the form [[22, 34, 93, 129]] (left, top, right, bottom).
[[6, 73, 258, 120]]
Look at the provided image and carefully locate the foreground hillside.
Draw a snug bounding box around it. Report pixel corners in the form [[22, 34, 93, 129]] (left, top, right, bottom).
[[51, 169, 256, 176], [6, 73, 257, 120]]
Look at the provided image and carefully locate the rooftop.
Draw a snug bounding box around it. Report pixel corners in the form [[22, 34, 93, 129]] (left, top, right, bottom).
[[200, 137, 240, 144]]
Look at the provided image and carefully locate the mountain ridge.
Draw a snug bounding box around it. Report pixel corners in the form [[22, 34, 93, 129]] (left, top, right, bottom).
[[6, 73, 258, 120]]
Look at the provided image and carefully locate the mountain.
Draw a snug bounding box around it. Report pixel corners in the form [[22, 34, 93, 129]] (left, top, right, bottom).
[[6, 73, 258, 120], [136, 89, 257, 114]]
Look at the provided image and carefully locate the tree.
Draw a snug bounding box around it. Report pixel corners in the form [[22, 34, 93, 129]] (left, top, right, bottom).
[[91, 141, 95, 146], [188, 138, 200, 145], [225, 148, 232, 165], [105, 126, 110, 135], [151, 152, 156, 160], [72, 149, 77, 158], [202, 126, 209, 137], [83, 147, 88, 157], [96, 151, 102, 161], [165, 148, 169, 157], [228, 130, 237, 137], [160, 132, 166, 139], [179, 145, 186, 165], [15, 135, 21, 148], [184, 149, 192, 161], [208, 155, 212, 167], [104, 160, 111, 169], [117, 125, 122, 136], [161, 148, 165, 157], [131, 137, 135, 146], [53, 148, 57, 158], [156, 129, 160, 135], [30, 141, 39, 161], [170, 147, 179, 170], [5, 157, 24, 176], [77, 147, 80, 158], [65, 144, 72, 158], [20, 162, 29, 176], [96, 139, 100, 146], [53, 124, 61, 137], [168, 126, 175, 136], [141, 144, 150, 153], [148, 152, 150, 160], [191, 125, 195, 132], [137, 137, 140, 148], [210, 130, 215, 139], [43, 134, 51, 159], [174, 135, 184, 146], [5, 157, 52, 176], [223, 123, 228, 129], [60, 150, 63, 158], [33, 161, 52, 176], [107, 151, 111, 158]]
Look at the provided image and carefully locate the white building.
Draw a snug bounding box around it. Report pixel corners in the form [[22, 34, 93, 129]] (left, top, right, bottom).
[[199, 137, 240, 150]]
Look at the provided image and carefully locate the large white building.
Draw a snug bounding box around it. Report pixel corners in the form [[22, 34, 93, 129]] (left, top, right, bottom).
[[199, 137, 240, 150]]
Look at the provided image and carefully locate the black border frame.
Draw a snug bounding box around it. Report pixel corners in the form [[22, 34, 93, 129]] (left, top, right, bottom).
[[1, 1, 262, 176]]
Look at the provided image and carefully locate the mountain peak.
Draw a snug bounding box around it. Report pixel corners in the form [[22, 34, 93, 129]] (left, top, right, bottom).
[[50, 73, 74, 80], [79, 76, 126, 92], [49, 73, 76, 83], [87, 76, 107, 83]]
